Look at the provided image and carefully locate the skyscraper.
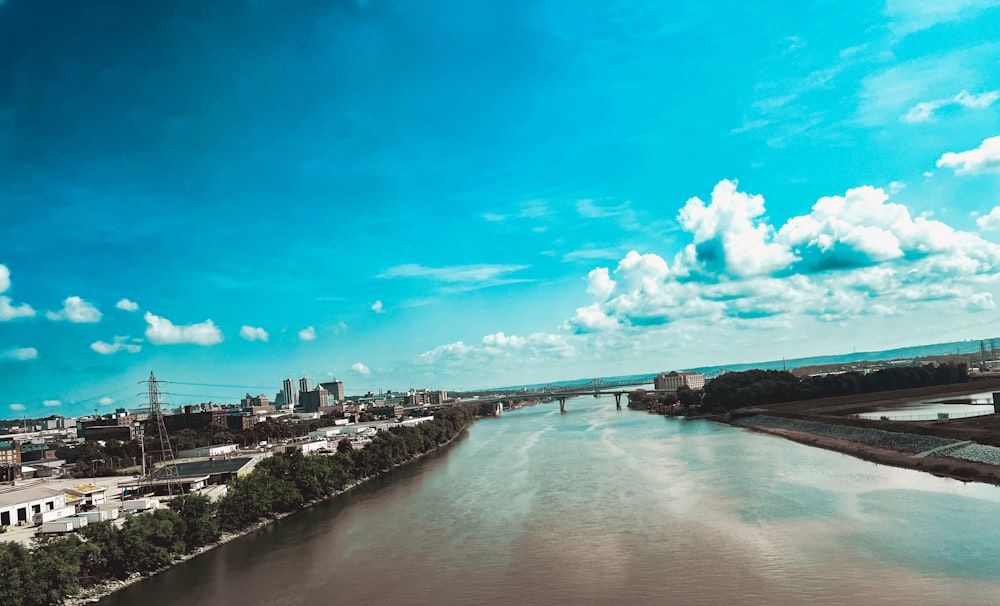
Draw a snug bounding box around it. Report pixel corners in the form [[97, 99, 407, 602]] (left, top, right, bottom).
[[282, 378, 297, 411], [299, 377, 311, 393], [319, 380, 345, 402]]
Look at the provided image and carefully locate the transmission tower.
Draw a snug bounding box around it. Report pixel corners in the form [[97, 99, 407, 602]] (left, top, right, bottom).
[[139, 371, 181, 496]]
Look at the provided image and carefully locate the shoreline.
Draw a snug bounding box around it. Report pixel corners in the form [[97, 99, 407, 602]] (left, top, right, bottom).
[[65, 420, 476, 606], [719, 381, 1000, 487]]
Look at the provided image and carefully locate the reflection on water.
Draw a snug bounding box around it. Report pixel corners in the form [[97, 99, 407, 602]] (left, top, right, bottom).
[[100, 398, 1000, 606]]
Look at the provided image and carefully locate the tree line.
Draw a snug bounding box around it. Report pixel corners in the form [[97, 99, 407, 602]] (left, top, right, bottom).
[[700, 362, 969, 412], [0, 404, 481, 606]]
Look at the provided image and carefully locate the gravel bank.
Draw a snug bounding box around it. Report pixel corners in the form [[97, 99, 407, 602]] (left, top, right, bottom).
[[734, 415, 960, 454]]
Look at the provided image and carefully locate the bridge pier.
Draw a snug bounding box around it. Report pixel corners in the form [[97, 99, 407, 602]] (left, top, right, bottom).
[[559, 397, 567, 413], [614, 393, 622, 410]]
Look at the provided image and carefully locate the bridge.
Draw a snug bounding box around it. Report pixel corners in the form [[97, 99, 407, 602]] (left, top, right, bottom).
[[464, 376, 658, 413]]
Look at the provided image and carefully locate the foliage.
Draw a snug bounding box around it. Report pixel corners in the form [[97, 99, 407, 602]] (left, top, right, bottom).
[[0, 403, 482, 605], [700, 362, 970, 412]]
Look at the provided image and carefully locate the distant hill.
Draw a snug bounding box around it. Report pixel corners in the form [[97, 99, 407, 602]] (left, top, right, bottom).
[[483, 337, 999, 393]]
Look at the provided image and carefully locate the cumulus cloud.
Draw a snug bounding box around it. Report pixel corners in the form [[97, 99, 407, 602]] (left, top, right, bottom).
[[0, 296, 35, 320], [9, 403, 25, 412], [563, 180, 1000, 336], [421, 332, 576, 369], [47, 296, 102, 323], [239, 325, 269, 342], [937, 136, 1000, 175], [43, 400, 61, 407], [2, 346, 38, 361], [351, 362, 371, 376], [901, 90, 999, 123], [585, 267, 617, 301], [144, 312, 223, 345], [676, 180, 797, 278], [90, 336, 141, 355], [0, 265, 36, 321], [371, 300, 384, 314], [116, 298, 139, 312], [977, 207, 1000, 231], [298, 326, 317, 341], [99, 397, 114, 406]]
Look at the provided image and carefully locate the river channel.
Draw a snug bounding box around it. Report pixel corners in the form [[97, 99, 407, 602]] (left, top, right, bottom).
[[99, 397, 1000, 605]]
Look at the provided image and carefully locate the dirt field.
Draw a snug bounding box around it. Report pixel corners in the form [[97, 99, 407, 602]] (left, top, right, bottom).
[[730, 379, 1000, 485]]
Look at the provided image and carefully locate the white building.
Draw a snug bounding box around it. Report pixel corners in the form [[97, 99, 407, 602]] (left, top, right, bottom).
[[653, 371, 706, 392]]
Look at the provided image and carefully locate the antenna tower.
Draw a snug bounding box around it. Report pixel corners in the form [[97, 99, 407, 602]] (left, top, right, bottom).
[[139, 371, 181, 495]]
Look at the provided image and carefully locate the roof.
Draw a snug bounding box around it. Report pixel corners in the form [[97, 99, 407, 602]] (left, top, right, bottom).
[[0, 484, 66, 508], [149, 456, 254, 479], [66, 484, 106, 495]]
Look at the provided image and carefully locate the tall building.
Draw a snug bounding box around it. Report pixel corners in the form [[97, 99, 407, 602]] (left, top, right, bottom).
[[299, 386, 330, 412], [299, 377, 311, 394], [319, 380, 345, 402], [282, 378, 297, 410]]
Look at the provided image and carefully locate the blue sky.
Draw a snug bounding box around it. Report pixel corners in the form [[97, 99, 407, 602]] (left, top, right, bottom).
[[2, 0, 1000, 418]]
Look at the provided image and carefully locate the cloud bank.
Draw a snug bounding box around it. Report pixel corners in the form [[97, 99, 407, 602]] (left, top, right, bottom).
[[421, 179, 1000, 380]]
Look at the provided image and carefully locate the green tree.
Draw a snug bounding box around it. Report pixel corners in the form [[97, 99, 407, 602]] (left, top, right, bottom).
[[168, 493, 219, 550]]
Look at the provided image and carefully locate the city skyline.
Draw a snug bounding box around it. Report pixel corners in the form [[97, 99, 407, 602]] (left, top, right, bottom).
[[2, 1, 1000, 417]]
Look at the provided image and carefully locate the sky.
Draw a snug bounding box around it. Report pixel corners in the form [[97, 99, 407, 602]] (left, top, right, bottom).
[[2, 0, 1000, 418]]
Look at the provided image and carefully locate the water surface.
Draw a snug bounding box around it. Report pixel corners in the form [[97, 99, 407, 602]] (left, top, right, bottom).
[[100, 398, 1000, 605]]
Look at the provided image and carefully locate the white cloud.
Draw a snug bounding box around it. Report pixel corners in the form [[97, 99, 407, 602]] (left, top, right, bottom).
[[116, 298, 139, 312], [9, 403, 25, 412], [99, 397, 114, 406], [676, 180, 797, 278], [43, 400, 61, 407], [90, 336, 142, 355], [0, 265, 35, 321], [351, 362, 371, 376], [937, 136, 1000, 175], [901, 90, 1000, 123], [144, 312, 223, 346], [585, 267, 617, 300], [0, 296, 35, 320], [379, 263, 531, 290], [239, 325, 270, 342], [298, 326, 317, 341], [47, 296, 102, 323], [371, 300, 384, 314], [2, 346, 38, 361], [885, 0, 1000, 36], [978, 207, 1000, 231], [968, 292, 996, 311], [420, 332, 576, 371], [561, 180, 1000, 337]]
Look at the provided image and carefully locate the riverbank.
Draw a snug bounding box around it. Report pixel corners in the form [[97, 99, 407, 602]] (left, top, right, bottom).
[[723, 381, 1000, 486], [64, 418, 478, 606]]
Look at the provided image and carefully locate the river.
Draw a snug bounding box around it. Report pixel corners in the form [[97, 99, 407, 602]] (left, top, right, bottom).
[[98, 397, 1000, 605]]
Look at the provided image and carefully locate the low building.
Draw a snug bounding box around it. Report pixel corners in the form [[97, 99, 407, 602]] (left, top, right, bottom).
[[178, 444, 239, 459], [64, 484, 108, 509], [0, 485, 67, 527], [653, 371, 706, 392]]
